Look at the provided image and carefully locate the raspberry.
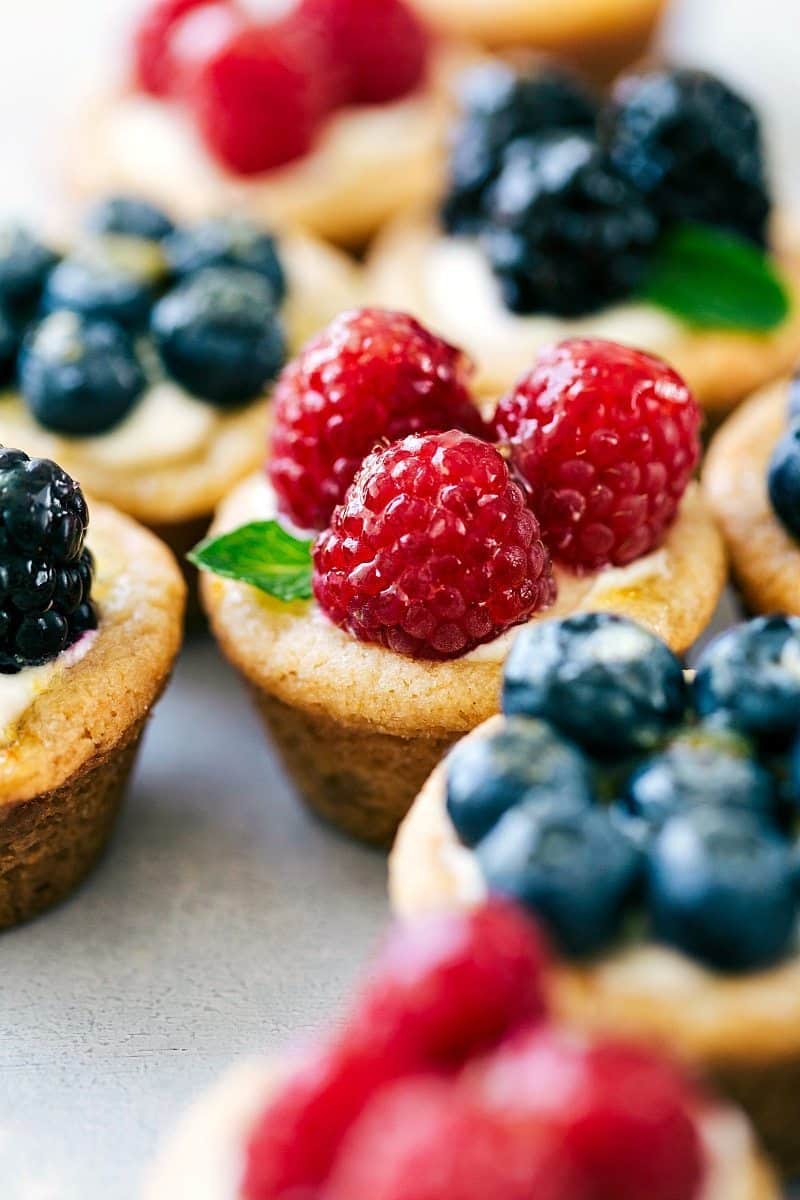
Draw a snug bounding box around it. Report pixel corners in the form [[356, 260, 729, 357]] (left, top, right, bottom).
[[190, 24, 320, 175], [350, 901, 551, 1068], [494, 339, 701, 572], [324, 1076, 583, 1200], [269, 308, 485, 531], [295, 0, 429, 105], [470, 1028, 706, 1200], [133, 0, 239, 97]]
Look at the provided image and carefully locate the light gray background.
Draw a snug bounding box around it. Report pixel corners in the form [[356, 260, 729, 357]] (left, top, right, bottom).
[[0, 2, 799, 1196]]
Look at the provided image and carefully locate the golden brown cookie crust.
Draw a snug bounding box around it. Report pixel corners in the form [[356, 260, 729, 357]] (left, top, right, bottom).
[[703, 378, 800, 616], [367, 215, 800, 416]]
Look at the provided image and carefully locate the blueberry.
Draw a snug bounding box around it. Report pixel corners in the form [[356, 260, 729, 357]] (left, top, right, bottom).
[[503, 613, 687, 757], [693, 616, 800, 749], [788, 373, 800, 421], [151, 267, 286, 408], [0, 224, 58, 315], [19, 312, 146, 436], [446, 716, 593, 847], [42, 236, 167, 329], [83, 195, 175, 242], [476, 800, 641, 957], [164, 216, 286, 303], [768, 422, 800, 542], [0, 305, 21, 386], [647, 807, 796, 971], [626, 726, 777, 830]]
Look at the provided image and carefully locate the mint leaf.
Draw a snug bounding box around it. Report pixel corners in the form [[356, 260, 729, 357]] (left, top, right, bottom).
[[189, 521, 313, 602], [642, 223, 790, 332]]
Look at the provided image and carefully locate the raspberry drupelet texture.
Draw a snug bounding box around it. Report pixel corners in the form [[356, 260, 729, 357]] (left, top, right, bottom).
[[269, 309, 486, 532], [312, 430, 556, 660], [494, 339, 701, 572]]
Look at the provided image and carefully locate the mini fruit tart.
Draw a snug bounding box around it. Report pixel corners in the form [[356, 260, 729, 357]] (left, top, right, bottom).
[[143, 901, 778, 1200], [68, 0, 466, 248], [0, 447, 184, 927], [704, 372, 800, 615], [368, 61, 800, 415], [196, 315, 724, 844], [0, 197, 358, 558], [391, 612, 800, 1171]]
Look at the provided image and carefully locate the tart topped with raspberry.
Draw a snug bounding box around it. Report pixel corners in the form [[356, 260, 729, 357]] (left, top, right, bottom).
[[369, 60, 800, 413], [196, 313, 724, 843], [0, 196, 357, 549], [391, 612, 800, 1171], [144, 901, 778, 1200], [68, 0, 465, 247], [0, 446, 184, 927]]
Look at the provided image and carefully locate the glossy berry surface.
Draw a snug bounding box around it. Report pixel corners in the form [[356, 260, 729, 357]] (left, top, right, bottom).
[[442, 63, 598, 235], [768, 422, 800, 542], [150, 266, 285, 407], [269, 308, 485, 531], [164, 215, 285, 301], [19, 313, 146, 436], [647, 806, 796, 971], [0, 225, 58, 316], [604, 68, 770, 246], [190, 24, 319, 175], [476, 800, 641, 957], [313, 431, 555, 660], [494, 339, 701, 570], [42, 237, 166, 330], [133, 0, 239, 96], [0, 448, 96, 673], [503, 614, 687, 758], [446, 716, 593, 847], [83, 195, 175, 242], [484, 132, 659, 317], [692, 615, 800, 748]]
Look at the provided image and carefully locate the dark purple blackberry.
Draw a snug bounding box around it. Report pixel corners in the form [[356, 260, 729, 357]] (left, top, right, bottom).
[[603, 68, 770, 246], [0, 448, 97, 673], [484, 131, 660, 316], [441, 62, 598, 235]]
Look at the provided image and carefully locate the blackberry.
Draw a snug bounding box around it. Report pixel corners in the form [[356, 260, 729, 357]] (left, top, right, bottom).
[[42, 235, 168, 329], [19, 312, 146, 436], [484, 132, 660, 316], [83, 195, 175, 242], [603, 68, 770, 246], [441, 63, 597, 235], [164, 216, 286, 303], [151, 267, 286, 408], [0, 224, 58, 317], [0, 448, 96, 672], [767, 422, 800, 542]]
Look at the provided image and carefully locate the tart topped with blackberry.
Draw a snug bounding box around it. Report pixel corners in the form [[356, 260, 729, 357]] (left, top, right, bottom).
[[369, 61, 800, 413], [0, 446, 184, 928], [144, 902, 778, 1200], [195, 314, 724, 843], [391, 613, 800, 1171], [0, 196, 358, 551], [68, 0, 466, 247]]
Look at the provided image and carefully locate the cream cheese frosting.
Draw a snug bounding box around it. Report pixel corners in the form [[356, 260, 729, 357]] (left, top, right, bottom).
[[0, 629, 97, 748]]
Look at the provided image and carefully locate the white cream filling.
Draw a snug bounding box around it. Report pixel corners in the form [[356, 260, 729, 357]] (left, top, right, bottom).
[[0, 630, 97, 747]]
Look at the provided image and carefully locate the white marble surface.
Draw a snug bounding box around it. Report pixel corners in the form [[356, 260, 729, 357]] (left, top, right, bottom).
[[0, 2, 798, 1197]]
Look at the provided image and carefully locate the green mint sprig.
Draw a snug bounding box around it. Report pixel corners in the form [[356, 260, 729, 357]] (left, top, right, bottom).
[[189, 521, 313, 602]]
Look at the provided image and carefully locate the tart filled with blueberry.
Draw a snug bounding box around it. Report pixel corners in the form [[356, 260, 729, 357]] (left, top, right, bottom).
[[69, 0, 466, 248], [369, 61, 800, 415], [0, 196, 357, 556], [391, 613, 800, 1171], [194, 312, 724, 844], [0, 446, 184, 927], [704, 371, 800, 615], [144, 902, 778, 1200]]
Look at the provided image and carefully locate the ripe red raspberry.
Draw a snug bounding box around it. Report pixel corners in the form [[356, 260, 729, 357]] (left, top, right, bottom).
[[133, 0, 240, 96], [269, 308, 485, 531], [324, 1076, 583, 1200], [313, 430, 556, 659], [295, 0, 430, 106], [350, 901, 551, 1068], [493, 339, 701, 572], [470, 1028, 706, 1200], [190, 24, 320, 175]]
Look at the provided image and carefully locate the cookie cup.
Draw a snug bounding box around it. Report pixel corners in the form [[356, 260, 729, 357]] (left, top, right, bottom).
[[703, 378, 800, 616], [367, 215, 800, 417], [201, 476, 725, 846], [390, 714, 800, 1172], [0, 502, 185, 927]]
